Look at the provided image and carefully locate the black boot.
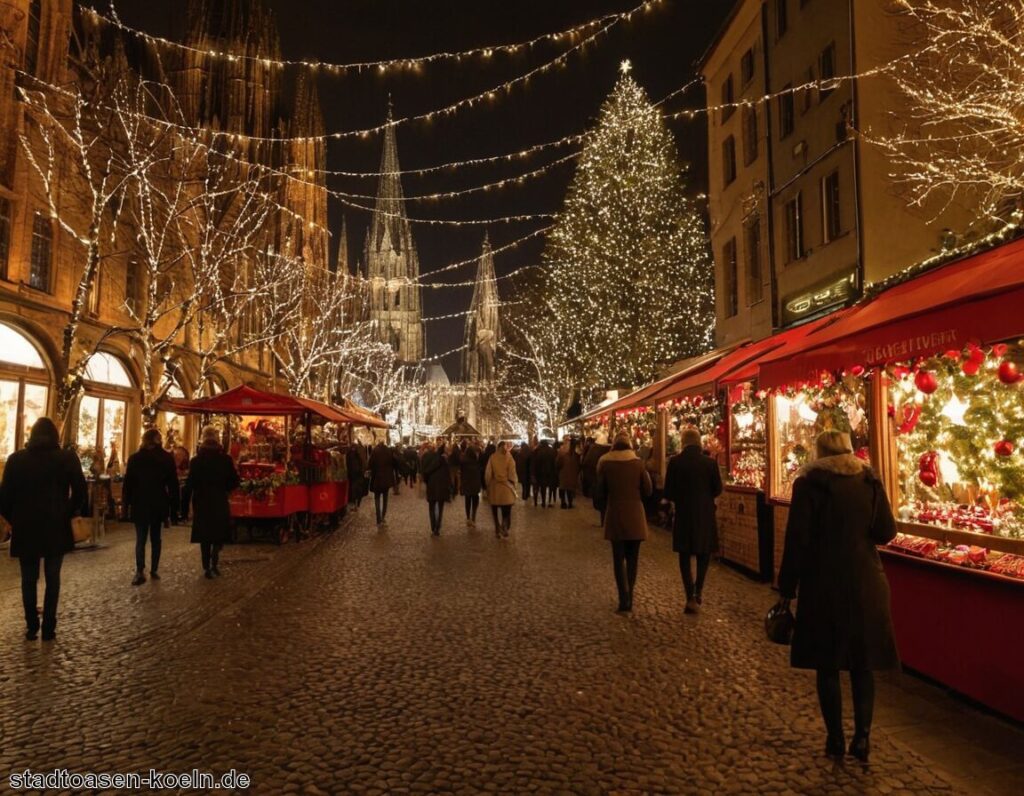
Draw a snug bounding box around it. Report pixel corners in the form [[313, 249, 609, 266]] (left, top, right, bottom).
[[848, 734, 870, 762]]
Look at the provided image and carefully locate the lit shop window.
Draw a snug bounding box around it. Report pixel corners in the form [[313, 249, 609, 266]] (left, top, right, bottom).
[[0, 322, 50, 472]]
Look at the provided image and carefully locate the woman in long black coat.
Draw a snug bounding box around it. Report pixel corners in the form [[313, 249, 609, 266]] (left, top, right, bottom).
[[186, 426, 240, 578], [777, 430, 898, 762], [346, 444, 369, 509], [460, 445, 482, 526], [0, 418, 87, 640], [421, 442, 450, 536], [123, 428, 180, 585], [663, 427, 722, 614]]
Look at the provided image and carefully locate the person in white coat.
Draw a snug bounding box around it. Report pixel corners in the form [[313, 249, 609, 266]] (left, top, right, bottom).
[[484, 441, 518, 539]]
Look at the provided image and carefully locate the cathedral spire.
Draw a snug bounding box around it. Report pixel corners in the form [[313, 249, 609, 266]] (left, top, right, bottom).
[[462, 233, 501, 383], [336, 215, 349, 274]]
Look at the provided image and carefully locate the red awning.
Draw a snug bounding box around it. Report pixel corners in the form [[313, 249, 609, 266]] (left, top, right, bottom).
[[719, 314, 849, 387], [160, 384, 390, 428], [651, 316, 843, 404], [758, 237, 1024, 389], [578, 349, 734, 421]]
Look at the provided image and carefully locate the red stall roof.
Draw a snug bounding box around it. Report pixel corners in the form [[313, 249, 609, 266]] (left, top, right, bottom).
[[160, 385, 390, 428], [719, 314, 849, 387], [758, 237, 1024, 389], [651, 316, 841, 404]]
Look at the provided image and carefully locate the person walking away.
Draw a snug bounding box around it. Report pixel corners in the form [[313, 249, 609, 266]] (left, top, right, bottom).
[[513, 443, 531, 501], [186, 426, 240, 579], [596, 433, 651, 612], [449, 442, 463, 502], [368, 441, 398, 527], [347, 443, 369, 510], [663, 427, 722, 614], [557, 438, 582, 509], [582, 434, 610, 522], [421, 442, 449, 536], [123, 428, 180, 585], [777, 430, 898, 762], [485, 441, 518, 538], [403, 445, 418, 487], [460, 444, 482, 526], [0, 418, 87, 641], [479, 442, 496, 492], [532, 439, 558, 508], [170, 437, 191, 522]]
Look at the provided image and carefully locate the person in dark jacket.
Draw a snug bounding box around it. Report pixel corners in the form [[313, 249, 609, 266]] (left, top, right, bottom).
[[460, 445, 482, 526], [186, 426, 240, 579], [582, 436, 610, 521], [421, 442, 449, 536], [532, 439, 558, 508], [448, 442, 463, 503], [402, 445, 418, 487], [346, 443, 369, 509], [663, 427, 723, 614], [368, 441, 398, 526], [123, 428, 180, 585], [596, 433, 652, 612], [777, 430, 898, 762], [479, 442, 496, 491], [556, 439, 582, 509], [513, 443, 531, 501], [0, 418, 87, 641]]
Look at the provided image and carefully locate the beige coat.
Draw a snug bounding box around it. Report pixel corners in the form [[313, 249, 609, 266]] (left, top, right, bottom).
[[485, 450, 518, 506], [597, 449, 652, 542]]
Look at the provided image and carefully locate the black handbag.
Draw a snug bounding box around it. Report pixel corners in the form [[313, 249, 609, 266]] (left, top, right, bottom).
[[765, 602, 795, 645]]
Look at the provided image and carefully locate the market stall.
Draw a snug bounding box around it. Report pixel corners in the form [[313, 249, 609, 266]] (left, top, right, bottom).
[[161, 385, 388, 543], [756, 237, 1024, 721]]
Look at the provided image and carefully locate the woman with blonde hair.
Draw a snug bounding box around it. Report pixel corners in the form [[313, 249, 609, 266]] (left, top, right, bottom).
[[485, 441, 518, 538], [777, 429, 898, 762], [596, 433, 652, 612]]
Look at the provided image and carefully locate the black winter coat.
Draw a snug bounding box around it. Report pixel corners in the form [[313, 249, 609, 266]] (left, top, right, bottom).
[[123, 445, 180, 526], [513, 447, 530, 484], [460, 449, 482, 496], [421, 451, 450, 502], [532, 444, 558, 488], [0, 443, 87, 559], [581, 443, 609, 494], [778, 455, 899, 671], [663, 445, 723, 554], [347, 446, 368, 499], [368, 444, 397, 493], [186, 442, 240, 544]]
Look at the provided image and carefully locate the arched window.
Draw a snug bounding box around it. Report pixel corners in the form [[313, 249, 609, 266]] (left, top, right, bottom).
[[78, 352, 135, 476], [0, 322, 50, 471]]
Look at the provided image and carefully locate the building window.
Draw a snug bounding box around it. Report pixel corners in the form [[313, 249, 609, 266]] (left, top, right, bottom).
[[745, 217, 763, 304], [776, 0, 789, 39], [723, 238, 739, 318], [722, 136, 737, 187], [779, 86, 795, 139], [24, 0, 42, 76], [29, 213, 51, 292], [742, 106, 758, 165], [822, 170, 842, 242], [393, 289, 401, 309], [740, 48, 755, 86], [0, 323, 49, 474], [819, 42, 837, 101], [784, 193, 804, 263], [0, 198, 11, 281], [721, 74, 735, 123], [125, 260, 140, 315]]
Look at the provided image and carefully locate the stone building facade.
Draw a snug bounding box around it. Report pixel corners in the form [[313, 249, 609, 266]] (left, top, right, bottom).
[[0, 0, 328, 472]]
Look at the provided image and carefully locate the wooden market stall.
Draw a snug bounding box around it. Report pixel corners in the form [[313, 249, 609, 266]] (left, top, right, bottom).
[[161, 385, 389, 543], [754, 237, 1024, 722]]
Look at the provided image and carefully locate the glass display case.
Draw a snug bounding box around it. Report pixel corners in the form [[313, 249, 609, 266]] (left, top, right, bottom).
[[727, 384, 767, 490]]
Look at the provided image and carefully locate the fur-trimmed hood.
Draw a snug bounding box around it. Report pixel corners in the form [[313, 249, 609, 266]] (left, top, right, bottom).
[[798, 453, 869, 479], [598, 449, 639, 466]]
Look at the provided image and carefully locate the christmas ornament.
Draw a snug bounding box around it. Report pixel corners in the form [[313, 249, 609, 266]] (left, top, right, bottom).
[[998, 360, 1022, 385], [919, 469, 938, 487], [994, 440, 1015, 457], [918, 451, 940, 487], [992, 343, 1009, 358], [897, 404, 923, 435], [914, 370, 938, 394], [962, 358, 981, 376]]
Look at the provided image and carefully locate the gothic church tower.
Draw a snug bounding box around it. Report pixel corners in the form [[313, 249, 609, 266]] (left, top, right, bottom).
[[363, 110, 425, 365], [461, 234, 501, 383]]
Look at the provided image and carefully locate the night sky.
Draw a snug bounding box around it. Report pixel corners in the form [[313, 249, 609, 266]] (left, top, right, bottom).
[[109, 0, 733, 377]]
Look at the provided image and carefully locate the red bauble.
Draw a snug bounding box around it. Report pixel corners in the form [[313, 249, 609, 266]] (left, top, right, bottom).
[[914, 370, 938, 394], [992, 343, 1009, 358], [943, 350, 961, 361], [962, 358, 981, 377], [998, 360, 1023, 385], [994, 440, 1015, 458], [919, 470, 938, 487]]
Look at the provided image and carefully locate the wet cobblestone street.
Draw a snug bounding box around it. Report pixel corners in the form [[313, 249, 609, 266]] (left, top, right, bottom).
[[1, 489, 1021, 795]]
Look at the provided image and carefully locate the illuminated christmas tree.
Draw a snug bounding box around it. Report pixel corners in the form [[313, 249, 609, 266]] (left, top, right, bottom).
[[543, 61, 714, 391]]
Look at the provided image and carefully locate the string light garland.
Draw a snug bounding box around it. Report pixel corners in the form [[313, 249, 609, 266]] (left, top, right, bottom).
[[334, 194, 553, 226], [89, 0, 662, 76], [421, 301, 522, 323]]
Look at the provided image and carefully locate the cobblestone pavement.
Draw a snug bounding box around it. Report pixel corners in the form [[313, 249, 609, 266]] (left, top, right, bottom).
[[0, 489, 1021, 795]]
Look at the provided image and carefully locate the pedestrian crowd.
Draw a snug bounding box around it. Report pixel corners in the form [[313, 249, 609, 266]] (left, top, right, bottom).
[[1, 416, 898, 764]]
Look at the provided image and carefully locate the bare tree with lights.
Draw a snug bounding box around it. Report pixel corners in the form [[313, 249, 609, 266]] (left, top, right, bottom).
[[879, 0, 1024, 234], [542, 62, 714, 394]]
